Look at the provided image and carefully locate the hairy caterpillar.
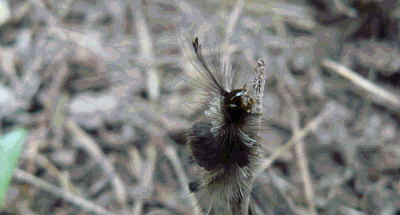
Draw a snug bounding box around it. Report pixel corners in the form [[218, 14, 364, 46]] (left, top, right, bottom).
[[185, 36, 267, 215]]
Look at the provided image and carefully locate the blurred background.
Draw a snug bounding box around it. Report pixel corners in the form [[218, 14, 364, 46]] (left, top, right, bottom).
[[2, 0, 400, 214]]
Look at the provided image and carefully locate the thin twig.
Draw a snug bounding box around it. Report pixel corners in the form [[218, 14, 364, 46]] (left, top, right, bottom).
[[322, 58, 400, 107], [279, 84, 317, 215], [224, 0, 245, 44], [66, 119, 127, 208], [127, 141, 157, 215], [13, 168, 115, 215], [25, 154, 84, 196], [16, 200, 38, 215], [261, 101, 347, 172], [135, 7, 159, 101], [165, 144, 203, 215]]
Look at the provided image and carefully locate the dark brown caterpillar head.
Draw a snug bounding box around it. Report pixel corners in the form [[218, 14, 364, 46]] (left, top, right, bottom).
[[223, 87, 255, 123]]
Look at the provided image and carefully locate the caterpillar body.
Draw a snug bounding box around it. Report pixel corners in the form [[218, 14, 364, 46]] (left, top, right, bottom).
[[186, 37, 266, 215]]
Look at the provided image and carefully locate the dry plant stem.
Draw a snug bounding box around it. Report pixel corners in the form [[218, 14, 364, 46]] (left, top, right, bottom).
[[261, 101, 340, 172], [136, 8, 159, 101], [230, 57, 267, 215], [222, 0, 245, 47], [292, 116, 317, 214], [165, 144, 202, 215], [127, 139, 157, 215], [30, 0, 58, 27], [270, 168, 322, 215], [13, 168, 115, 215], [30, 154, 83, 196], [16, 199, 38, 215], [66, 120, 127, 207], [279, 84, 317, 215], [322, 58, 400, 107], [225, 0, 245, 39], [332, 0, 357, 17], [132, 199, 143, 215], [253, 58, 267, 114], [41, 63, 70, 148]]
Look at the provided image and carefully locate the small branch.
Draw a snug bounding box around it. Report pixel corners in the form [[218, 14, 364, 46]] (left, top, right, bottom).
[[279, 84, 317, 215], [16, 200, 38, 215], [224, 0, 245, 43], [332, 0, 357, 17], [23, 153, 84, 196], [322, 58, 400, 107], [13, 168, 115, 215], [127, 141, 157, 215], [165, 144, 203, 215], [135, 7, 159, 101], [66, 119, 127, 207], [261, 101, 348, 172]]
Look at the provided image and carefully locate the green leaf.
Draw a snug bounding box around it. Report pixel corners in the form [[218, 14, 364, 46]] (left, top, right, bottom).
[[0, 128, 28, 209]]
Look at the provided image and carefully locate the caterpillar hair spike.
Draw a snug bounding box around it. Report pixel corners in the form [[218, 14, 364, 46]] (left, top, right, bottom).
[[184, 34, 267, 215]]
